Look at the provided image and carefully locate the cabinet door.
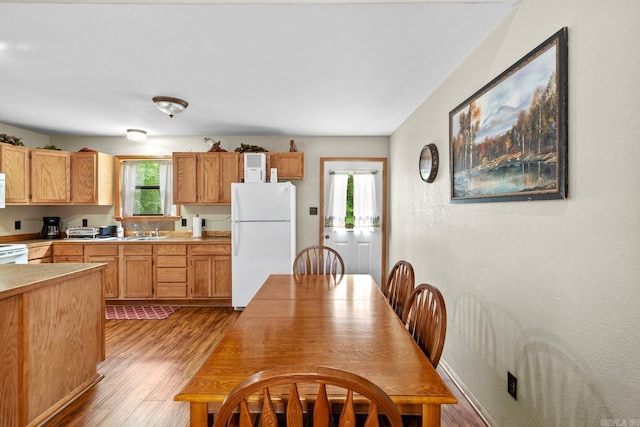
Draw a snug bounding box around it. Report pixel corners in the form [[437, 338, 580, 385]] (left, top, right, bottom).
[[172, 152, 197, 204], [218, 152, 241, 203], [190, 254, 231, 298], [190, 255, 213, 298], [0, 144, 29, 204], [211, 255, 231, 298], [267, 152, 304, 180], [86, 245, 119, 298], [121, 256, 153, 298], [70, 152, 97, 204], [30, 149, 70, 204], [198, 154, 221, 203], [121, 245, 153, 298], [71, 152, 114, 205]]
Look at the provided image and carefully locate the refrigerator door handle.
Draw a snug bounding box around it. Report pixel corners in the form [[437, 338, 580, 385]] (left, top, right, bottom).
[[233, 222, 240, 256]]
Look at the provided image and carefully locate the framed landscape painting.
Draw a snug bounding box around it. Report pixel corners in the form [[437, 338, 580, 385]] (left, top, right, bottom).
[[449, 27, 568, 203]]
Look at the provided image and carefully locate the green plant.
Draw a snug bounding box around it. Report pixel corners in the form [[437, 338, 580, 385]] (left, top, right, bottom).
[[345, 174, 354, 229]]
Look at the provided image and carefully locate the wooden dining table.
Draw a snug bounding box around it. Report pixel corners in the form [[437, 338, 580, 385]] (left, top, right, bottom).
[[174, 274, 457, 426]]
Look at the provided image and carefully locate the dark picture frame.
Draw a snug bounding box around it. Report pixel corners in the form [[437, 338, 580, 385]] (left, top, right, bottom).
[[449, 27, 568, 203]]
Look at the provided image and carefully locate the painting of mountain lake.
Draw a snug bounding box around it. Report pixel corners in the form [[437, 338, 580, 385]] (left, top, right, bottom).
[[449, 28, 567, 203]]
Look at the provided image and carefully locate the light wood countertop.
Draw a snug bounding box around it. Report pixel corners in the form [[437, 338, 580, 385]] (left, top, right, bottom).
[[0, 263, 106, 299]]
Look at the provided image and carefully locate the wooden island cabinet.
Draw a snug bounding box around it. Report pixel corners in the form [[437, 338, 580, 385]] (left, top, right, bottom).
[[0, 263, 105, 426]]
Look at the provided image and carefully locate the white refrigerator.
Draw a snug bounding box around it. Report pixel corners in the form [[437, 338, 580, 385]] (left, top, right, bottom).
[[231, 182, 296, 308]]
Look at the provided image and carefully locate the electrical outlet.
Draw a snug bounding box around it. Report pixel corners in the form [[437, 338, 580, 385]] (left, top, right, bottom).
[[14, 220, 21, 230], [181, 218, 187, 227], [82, 218, 88, 227], [201, 218, 206, 227], [507, 372, 517, 400], [309, 207, 318, 215]]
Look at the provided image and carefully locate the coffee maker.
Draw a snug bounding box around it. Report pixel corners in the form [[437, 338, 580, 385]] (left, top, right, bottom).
[[42, 217, 61, 239]]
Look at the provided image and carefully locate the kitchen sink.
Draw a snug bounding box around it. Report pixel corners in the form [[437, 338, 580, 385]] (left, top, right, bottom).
[[125, 236, 170, 241]]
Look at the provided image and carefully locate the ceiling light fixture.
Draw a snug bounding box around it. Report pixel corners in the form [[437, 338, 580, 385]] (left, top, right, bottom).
[[126, 129, 147, 142], [152, 96, 188, 118]]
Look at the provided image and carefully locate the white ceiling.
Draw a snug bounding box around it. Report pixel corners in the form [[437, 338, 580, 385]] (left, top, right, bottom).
[[0, 1, 518, 137]]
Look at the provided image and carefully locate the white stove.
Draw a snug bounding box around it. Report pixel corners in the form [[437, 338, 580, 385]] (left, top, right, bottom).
[[0, 243, 28, 264]]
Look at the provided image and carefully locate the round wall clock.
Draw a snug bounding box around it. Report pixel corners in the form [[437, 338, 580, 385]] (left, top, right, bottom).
[[419, 143, 439, 183]]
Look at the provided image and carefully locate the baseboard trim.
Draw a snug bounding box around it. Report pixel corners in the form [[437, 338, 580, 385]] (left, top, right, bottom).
[[439, 359, 496, 427]]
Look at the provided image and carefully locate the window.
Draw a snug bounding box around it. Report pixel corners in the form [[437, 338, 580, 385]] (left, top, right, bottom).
[[324, 170, 379, 229], [114, 156, 179, 221]]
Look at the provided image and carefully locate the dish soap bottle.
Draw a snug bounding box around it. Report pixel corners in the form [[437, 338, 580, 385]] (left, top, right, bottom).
[[116, 222, 124, 238]]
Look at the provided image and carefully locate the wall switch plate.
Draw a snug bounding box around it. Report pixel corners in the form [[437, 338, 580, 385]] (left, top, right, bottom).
[[15, 220, 21, 230], [82, 218, 88, 227], [309, 207, 318, 215], [507, 372, 517, 400], [181, 218, 187, 227]]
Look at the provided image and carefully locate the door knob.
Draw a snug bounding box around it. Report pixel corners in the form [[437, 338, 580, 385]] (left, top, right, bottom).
[[324, 235, 330, 239]]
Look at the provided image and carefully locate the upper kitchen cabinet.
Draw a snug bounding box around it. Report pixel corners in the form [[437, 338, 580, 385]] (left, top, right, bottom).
[[173, 152, 242, 205], [70, 151, 114, 205], [29, 148, 70, 205], [0, 144, 29, 204], [266, 152, 304, 180]]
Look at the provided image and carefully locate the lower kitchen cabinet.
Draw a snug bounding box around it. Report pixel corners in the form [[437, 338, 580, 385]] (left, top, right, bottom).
[[120, 245, 153, 298], [85, 245, 119, 298], [154, 244, 188, 299], [189, 244, 231, 299], [54, 243, 119, 298], [50, 240, 231, 305]]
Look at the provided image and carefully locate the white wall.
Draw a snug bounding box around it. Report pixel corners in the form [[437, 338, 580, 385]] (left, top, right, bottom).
[[1, 132, 388, 252], [389, 0, 640, 425]]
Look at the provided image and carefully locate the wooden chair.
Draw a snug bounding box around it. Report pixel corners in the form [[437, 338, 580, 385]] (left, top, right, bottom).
[[401, 284, 447, 368], [382, 260, 415, 318], [213, 365, 403, 427], [293, 245, 345, 281]]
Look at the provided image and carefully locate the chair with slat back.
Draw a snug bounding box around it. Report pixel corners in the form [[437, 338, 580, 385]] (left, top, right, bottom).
[[213, 366, 403, 427], [401, 283, 447, 368], [382, 260, 415, 318], [293, 245, 345, 282]]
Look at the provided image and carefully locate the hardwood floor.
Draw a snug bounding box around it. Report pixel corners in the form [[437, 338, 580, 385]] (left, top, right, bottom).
[[46, 307, 487, 427]]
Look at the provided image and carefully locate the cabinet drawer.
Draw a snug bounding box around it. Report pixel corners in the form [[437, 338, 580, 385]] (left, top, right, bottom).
[[54, 245, 84, 256], [157, 256, 187, 268], [155, 244, 187, 255], [121, 245, 152, 256], [157, 267, 187, 282], [85, 245, 118, 256], [28, 244, 52, 260], [156, 283, 188, 298], [190, 244, 231, 256]]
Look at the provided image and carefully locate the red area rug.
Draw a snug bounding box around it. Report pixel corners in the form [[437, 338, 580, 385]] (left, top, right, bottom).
[[105, 306, 180, 320]]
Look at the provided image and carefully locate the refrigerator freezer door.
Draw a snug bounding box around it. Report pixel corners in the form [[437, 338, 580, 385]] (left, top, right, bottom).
[[232, 182, 294, 222], [232, 220, 294, 308]]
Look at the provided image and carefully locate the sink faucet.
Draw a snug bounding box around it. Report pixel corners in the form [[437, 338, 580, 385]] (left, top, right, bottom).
[[133, 223, 146, 237]]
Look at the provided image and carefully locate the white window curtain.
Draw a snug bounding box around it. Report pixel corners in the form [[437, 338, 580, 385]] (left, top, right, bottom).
[[324, 173, 348, 228], [325, 170, 380, 229], [121, 162, 137, 217], [353, 173, 380, 228], [158, 161, 176, 216]]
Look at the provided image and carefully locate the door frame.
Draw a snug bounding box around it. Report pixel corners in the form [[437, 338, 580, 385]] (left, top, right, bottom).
[[319, 157, 387, 285]]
